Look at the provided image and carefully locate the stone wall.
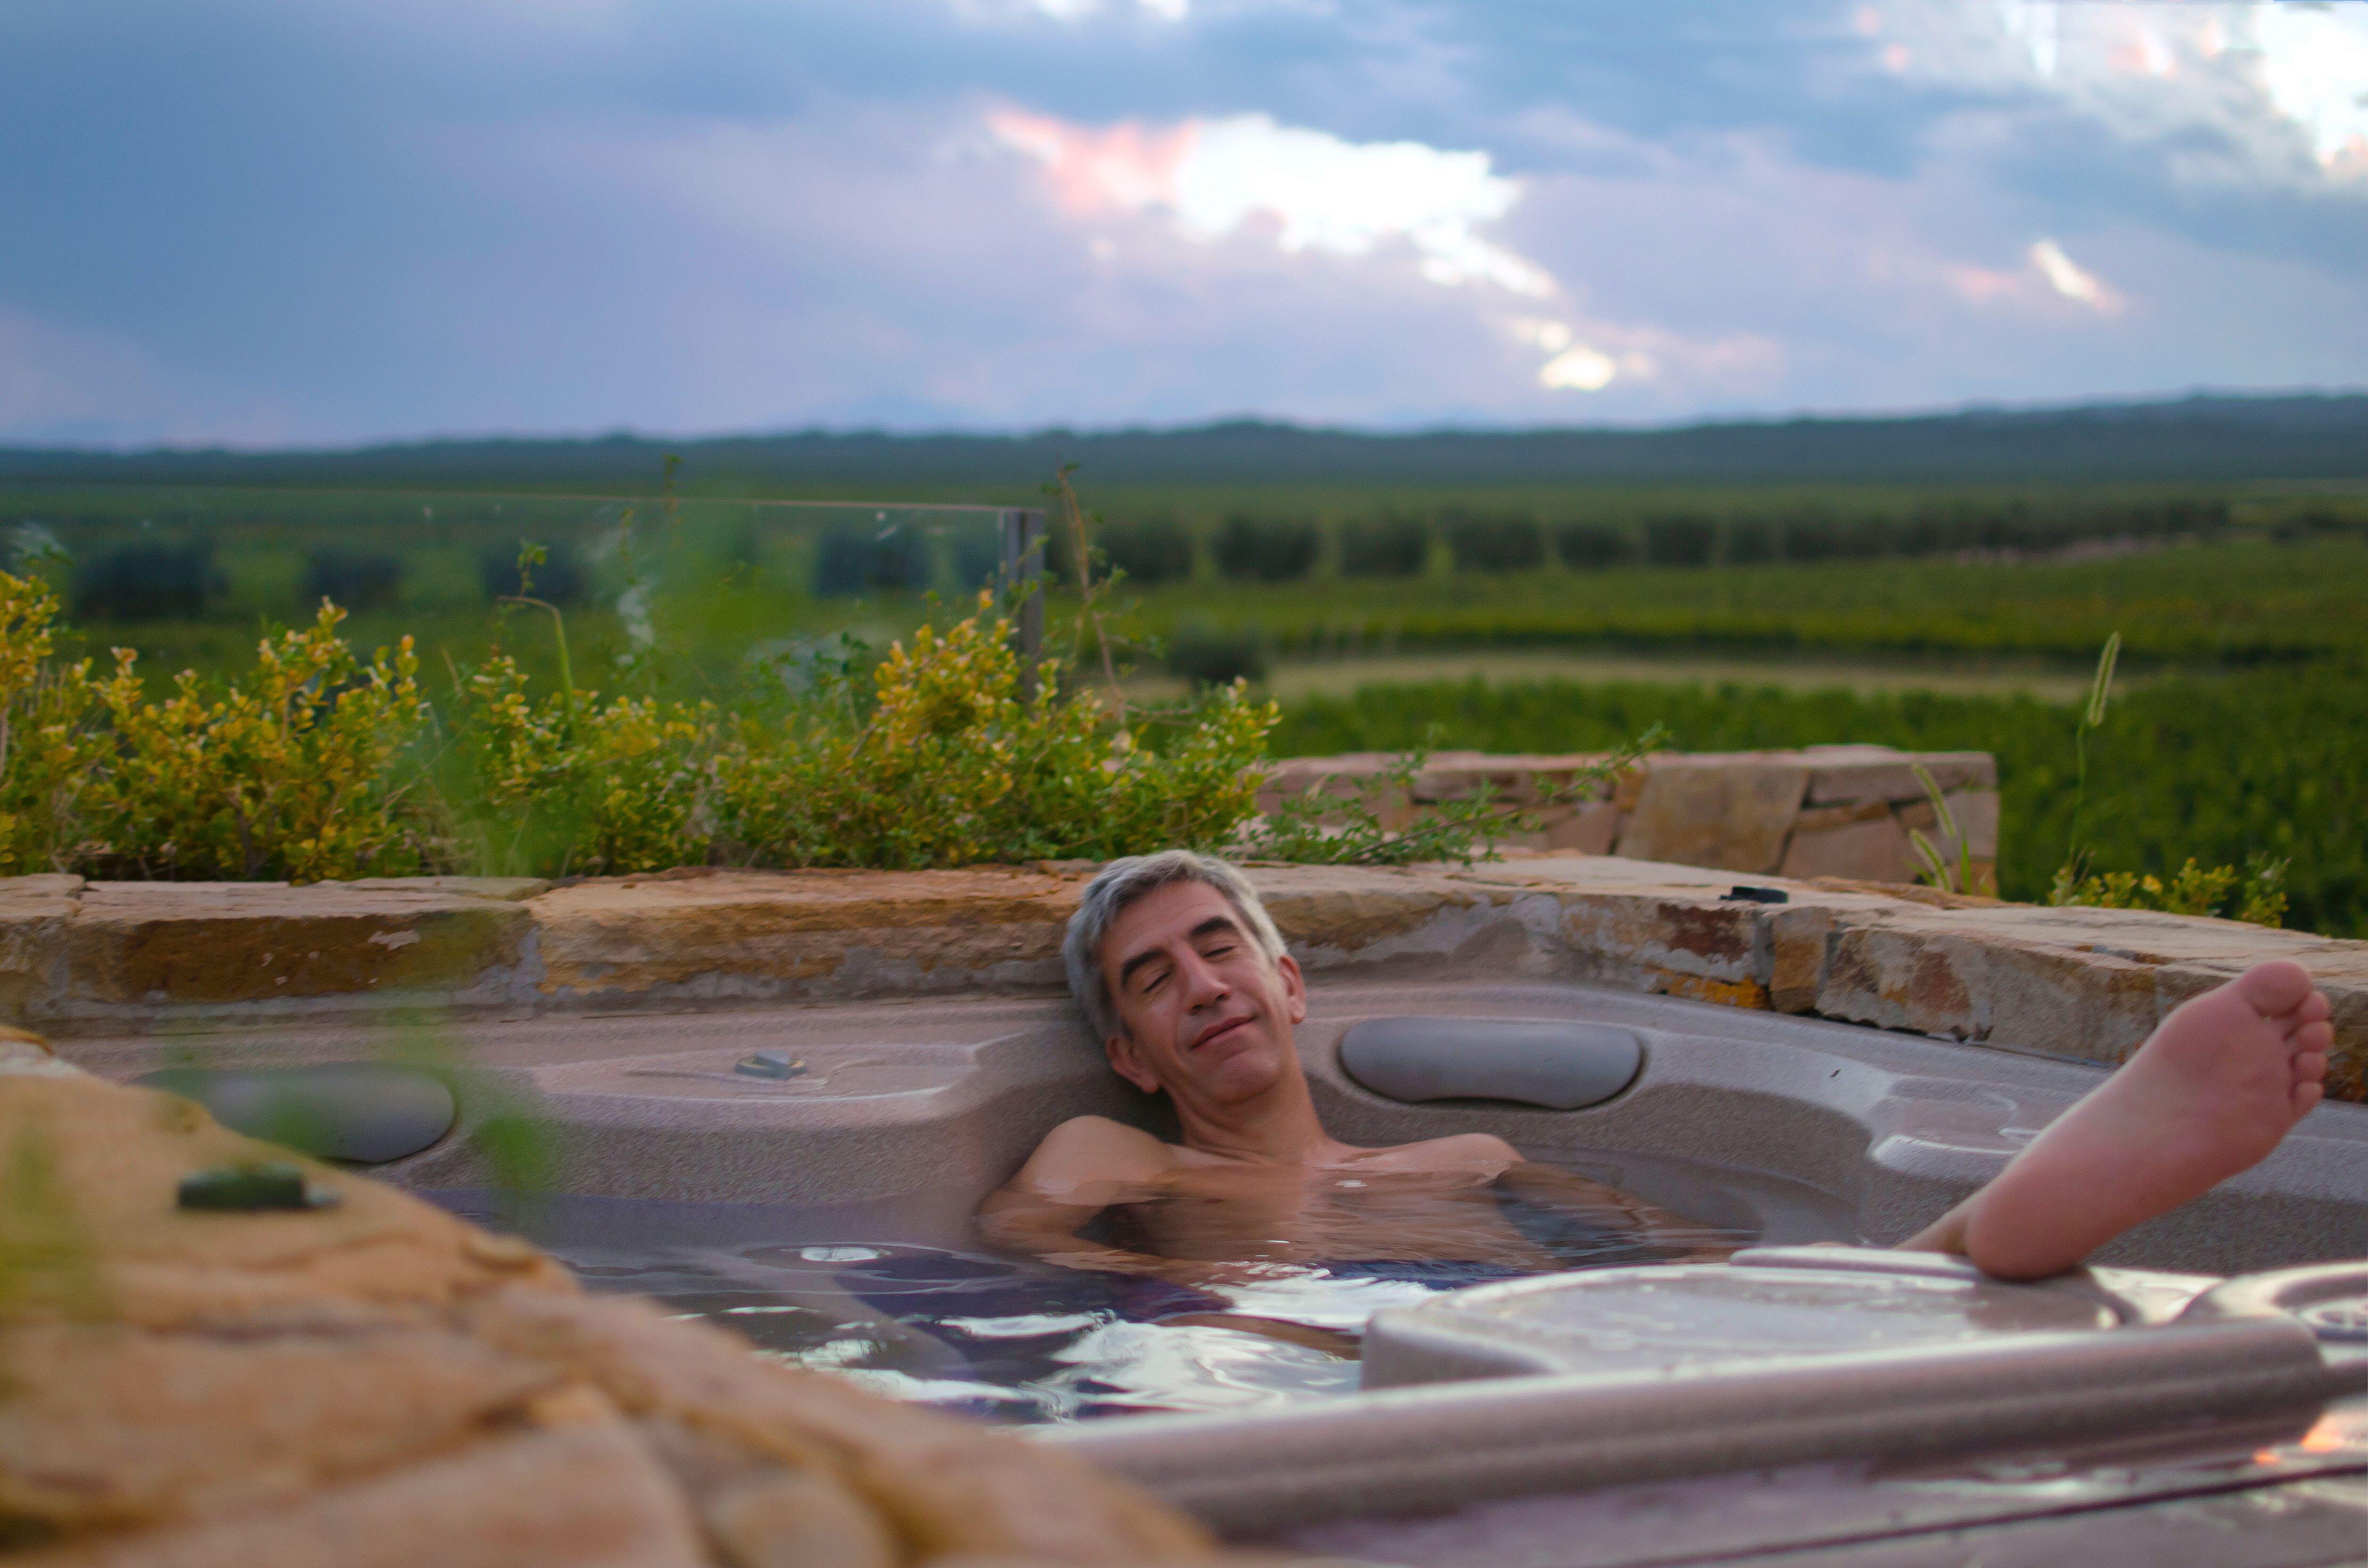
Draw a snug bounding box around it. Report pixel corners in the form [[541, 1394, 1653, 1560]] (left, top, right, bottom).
[[1257, 745, 1999, 892], [4, 857, 2361, 1101]]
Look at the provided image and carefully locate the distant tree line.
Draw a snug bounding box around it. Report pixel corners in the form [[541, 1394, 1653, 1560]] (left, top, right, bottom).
[[974, 494, 2345, 592], [49, 494, 2357, 622]]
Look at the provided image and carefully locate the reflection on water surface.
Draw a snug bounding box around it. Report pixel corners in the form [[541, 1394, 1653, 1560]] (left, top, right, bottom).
[[442, 1162, 1770, 1424]]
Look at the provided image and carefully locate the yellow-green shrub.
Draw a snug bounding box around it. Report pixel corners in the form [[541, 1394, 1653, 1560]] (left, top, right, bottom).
[[0, 578, 434, 880], [2050, 859, 2287, 928], [0, 573, 110, 876], [450, 592, 1279, 876], [738, 600, 1275, 866]]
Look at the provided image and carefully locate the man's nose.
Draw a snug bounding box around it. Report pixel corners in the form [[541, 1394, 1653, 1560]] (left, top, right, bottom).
[[1175, 948, 1230, 1008]]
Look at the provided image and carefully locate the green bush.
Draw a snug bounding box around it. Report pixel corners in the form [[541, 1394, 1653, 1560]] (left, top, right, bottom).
[[1212, 513, 1320, 582], [1723, 516, 1777, 564], [1641, 513, 1717, 566], [1102, 517, 1196, 585], [456, 593, 1281, 874], [71, 542, 224, 622], [0, 576, 432, 881], [0, 571, 1306, 881], [1778, 508, 1889, 561], [300, 548, 404, 612], [1338, 515, 1430, 577], [1552, 519, 1636, 570], [1442, 509, 1545, 572], [1271, 659, 2367, 938]]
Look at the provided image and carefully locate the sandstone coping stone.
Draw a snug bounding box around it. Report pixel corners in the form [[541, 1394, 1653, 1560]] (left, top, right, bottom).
[[0, 1044, 1230, 1564], [529, 868, 1084, 1002], [2, 859, 2361, 1101], [1801, 746, 1995, 805], [0, 873, 81, 1018], [1459, 857, 2368, 1101], [65, 880, 534, 1010]]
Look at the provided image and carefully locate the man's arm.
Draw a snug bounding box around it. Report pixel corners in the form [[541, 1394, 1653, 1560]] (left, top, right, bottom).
[[979, 1117, 1228, 1283]]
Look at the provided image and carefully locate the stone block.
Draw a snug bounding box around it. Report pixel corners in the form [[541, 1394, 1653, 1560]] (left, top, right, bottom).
[[343, 876, 553, 902], [1763, 903, 1840, 1014], [1779, 805, 1917, 884], [0, 874, 80, 1020], [529, 868, 1082, 1000], [1615, 757, 1810, 874], [1246, 865, 1510, 964], [40, 1412, 712, 1568], [64, 881, 531, 1006], [1541, 798, 1621, 855], [1897, 790, 2001, 861], [1534, 869, 1773, 1003], [1806, 749, 1995, 805]]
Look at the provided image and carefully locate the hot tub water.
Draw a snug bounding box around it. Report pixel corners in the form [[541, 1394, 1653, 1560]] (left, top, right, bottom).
[[436, 1150, 1825, 1424]]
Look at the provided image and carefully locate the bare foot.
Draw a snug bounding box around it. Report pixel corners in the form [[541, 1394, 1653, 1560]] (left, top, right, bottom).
[[1959, 960, 2332, 1281]]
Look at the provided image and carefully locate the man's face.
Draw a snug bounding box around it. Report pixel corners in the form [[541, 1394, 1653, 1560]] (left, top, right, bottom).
[[1097, 879, 1308, 1108]]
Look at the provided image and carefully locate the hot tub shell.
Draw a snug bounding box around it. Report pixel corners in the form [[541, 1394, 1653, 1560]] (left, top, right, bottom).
[[66, 975, 2368, 1565]]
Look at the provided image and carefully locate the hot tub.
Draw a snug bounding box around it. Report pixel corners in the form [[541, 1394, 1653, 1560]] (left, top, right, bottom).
[[70, 975, 2368, 1564]]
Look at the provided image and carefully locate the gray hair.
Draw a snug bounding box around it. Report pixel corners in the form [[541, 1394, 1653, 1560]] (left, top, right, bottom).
[[1063, 851, 1287, 1044]]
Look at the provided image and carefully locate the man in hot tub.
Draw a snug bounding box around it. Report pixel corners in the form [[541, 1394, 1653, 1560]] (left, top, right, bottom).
[[982, 850, 2333, 1342]]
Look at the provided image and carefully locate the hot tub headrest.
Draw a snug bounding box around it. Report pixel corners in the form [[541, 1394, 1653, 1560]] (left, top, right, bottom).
[[1337, 1017, 1643, 1111], [131, 1063, 458, 1165]]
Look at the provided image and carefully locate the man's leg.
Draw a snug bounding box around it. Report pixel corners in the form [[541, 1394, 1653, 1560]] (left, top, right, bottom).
[[1901, 960, 2333, 1281]]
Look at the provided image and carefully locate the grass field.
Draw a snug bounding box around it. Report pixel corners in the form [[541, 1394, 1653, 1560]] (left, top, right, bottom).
[[1120, 535, 2368, 666]]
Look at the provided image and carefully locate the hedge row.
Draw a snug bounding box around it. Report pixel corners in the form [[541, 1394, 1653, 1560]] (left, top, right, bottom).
[[1035, 496, 2357, 588]]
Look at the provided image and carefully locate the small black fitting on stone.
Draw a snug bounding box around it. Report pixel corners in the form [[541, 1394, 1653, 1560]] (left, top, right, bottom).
[[734, 1050, 808, 1081], [1719, 885, 1790, 904], [177, 1161, 341, 1212]]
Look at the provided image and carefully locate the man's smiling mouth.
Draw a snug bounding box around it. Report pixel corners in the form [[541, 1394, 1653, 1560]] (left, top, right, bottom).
[[1190, 1015, 1254, 1052]]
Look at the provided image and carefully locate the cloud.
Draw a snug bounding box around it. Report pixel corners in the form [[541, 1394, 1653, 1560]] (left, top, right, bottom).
[[952, 0, 1190, 22], [984, 104, 1698, 393], [2029, 237, 2119, 312], [988, 108, 1557, 295], [1874, 1, 2368, 189], [2257, 3, 2368, 173]]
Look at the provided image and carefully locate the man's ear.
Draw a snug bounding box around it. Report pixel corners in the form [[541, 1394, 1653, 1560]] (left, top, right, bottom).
[[1104, 1030, 1162, 1095], [1276, 950, 1308, 1026]]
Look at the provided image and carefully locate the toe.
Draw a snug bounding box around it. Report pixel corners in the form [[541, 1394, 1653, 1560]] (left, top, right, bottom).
[[2292, 1080, 2324, 1117], [2294, 1050, 2327, 1085], [2233, 960, 2316, 1018], [2290, 990, 2333, 1027], [2290, 1020, 2334, 1057]]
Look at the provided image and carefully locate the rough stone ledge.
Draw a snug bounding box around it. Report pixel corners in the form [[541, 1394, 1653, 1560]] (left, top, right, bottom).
[[2, 860, 2359, 1101], [0, 1039, 1223, 1565]]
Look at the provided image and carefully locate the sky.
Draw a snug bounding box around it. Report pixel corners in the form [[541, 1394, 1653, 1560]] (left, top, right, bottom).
[[3, 1, 2365, 447]]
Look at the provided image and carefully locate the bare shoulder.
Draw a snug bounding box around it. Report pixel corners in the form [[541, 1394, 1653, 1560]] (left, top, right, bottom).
[[1004, 1115, 1179, 1199], [1346, 1132, 1522, 1177]]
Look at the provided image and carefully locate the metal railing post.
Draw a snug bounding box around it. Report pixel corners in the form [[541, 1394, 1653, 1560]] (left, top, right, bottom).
[[1000, 507, 1046, 695]]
